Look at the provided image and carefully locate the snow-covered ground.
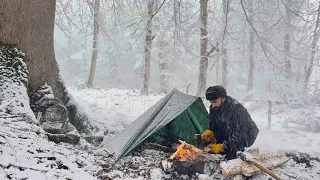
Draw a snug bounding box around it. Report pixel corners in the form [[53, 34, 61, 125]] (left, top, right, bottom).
[[2, 87, 320, 179], [69, 88, 163, 135], [0, 114, 105, 179]]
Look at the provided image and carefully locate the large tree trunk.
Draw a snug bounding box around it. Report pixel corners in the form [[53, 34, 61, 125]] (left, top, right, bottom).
[[87, 0, 101, 88], [154, 2, 169, 94], [196, 0, 209, 97], [247, 0, 255, 99], [304, 1, 320, 92], [0, 0, 98, 134], [284, 0, 292, 79], [221, 0, 229, 89], [216, 59, 220, 84], [158, 39, 169, 94], [142, 0, 154, 95], [173, 0, 181, 63]]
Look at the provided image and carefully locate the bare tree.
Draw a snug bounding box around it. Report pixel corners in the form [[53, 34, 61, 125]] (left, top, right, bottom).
[[142, 0, 155, 95], [284, 0, 292, 79], [196, 0, 209, 97], [247, 0, 255, 99], [173, 0, 181, 66], [221, 0, 229, 88], [158, 39, 169, 94], [153, 1, 169, 94], [87, 0, 101, 88], [305, 1, 320, 91], [0, 0, 98, 134]]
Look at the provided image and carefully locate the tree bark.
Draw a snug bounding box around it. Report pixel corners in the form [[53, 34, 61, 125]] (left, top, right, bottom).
[[158, 39, 169, 94], [196, 0, 209, 97], [154, 2, 168, 94], [87, 0, 100, 88], [173, 0, 181, 69], [221, 0, 229, 89], [284, 0, 292, 79], [304, 1, 320, 91], [247, 0, 255, 99], [0, 0, 98, 134], [142, 0, 154, 95]]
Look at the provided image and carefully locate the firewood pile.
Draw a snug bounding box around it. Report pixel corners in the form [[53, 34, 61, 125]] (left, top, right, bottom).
[[165, 140, 289, 179]]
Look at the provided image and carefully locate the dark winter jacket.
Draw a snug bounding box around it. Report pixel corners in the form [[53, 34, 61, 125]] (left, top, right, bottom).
[[209, 96, 259, 159]]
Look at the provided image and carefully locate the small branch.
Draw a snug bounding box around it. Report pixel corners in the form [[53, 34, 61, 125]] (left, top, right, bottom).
[[206, 42, 219, 57], [186, 82, 192, 95], [144, 142, 174, 152], [0, 162, 49, 172], [0, 134, 17, 163], [240, 0, 282, 70]]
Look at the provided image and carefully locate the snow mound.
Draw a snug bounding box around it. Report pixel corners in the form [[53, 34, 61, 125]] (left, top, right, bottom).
[[0, 44, 36, 122]]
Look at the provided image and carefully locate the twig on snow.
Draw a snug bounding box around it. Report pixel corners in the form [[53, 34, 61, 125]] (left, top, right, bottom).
[[0, 162, 50, 172], [0, 134, 17, 163]]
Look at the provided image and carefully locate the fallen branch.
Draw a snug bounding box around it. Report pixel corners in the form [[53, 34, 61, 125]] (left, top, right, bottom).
[[144, 142, 174, 152], [0, 162, 49, 172], [0, 134, 17, 163]]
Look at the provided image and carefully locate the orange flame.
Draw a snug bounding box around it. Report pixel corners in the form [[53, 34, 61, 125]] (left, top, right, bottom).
[[174, 143, 202, 161]]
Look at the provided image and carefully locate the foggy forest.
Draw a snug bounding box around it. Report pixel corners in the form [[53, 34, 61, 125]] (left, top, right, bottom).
[[1, 0, 320, 179]]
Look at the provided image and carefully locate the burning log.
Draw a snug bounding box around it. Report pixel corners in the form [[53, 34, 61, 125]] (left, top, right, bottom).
[[169, 141, 186, 160], [166, 140, 208, 175], [170, 140, 203, 161]]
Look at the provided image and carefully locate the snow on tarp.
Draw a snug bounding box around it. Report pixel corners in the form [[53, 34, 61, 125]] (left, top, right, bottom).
[[103, 89, 202, 160]]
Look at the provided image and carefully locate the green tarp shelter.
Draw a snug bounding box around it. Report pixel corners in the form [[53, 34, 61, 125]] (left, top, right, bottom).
[[104, 89, 210, 160]]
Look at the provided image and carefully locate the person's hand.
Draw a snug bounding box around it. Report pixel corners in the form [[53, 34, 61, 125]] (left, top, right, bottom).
[[205, 143, 224, 154], [201, 130, 214, 143]]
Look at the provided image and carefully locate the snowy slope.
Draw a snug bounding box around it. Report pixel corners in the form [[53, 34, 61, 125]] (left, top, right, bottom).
[[0, 116, 105, 180]]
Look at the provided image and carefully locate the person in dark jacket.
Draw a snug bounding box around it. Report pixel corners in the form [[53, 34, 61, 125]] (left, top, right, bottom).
[[201, 85, 259, 160]]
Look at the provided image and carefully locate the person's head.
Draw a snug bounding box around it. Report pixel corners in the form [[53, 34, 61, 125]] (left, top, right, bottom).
[[205, 85, 227, 109]]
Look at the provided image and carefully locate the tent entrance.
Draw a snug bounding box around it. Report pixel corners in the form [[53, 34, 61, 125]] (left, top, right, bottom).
[[148, 98, 210, 147]]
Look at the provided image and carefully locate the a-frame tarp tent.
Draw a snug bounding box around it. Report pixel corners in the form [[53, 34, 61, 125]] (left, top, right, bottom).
[[104, 89, 210, 160]]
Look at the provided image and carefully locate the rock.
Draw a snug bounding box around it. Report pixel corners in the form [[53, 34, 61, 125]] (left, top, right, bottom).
[[149, 168, 165, 179], [161, 160, 173, 172], [197, 174, 211, 180], [40, 103, 75, 134], [41, 103, 68, 123], [83, 135, 104, 146], [46, 127, 80, 144], [42, 120, 75, 134], [36, 97, 60, 113], [230, 175, 244, 180]]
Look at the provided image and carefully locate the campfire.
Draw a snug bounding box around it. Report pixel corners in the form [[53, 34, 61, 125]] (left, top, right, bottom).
[[170, 140, 203, 161], [164, 140, 287, 179]]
